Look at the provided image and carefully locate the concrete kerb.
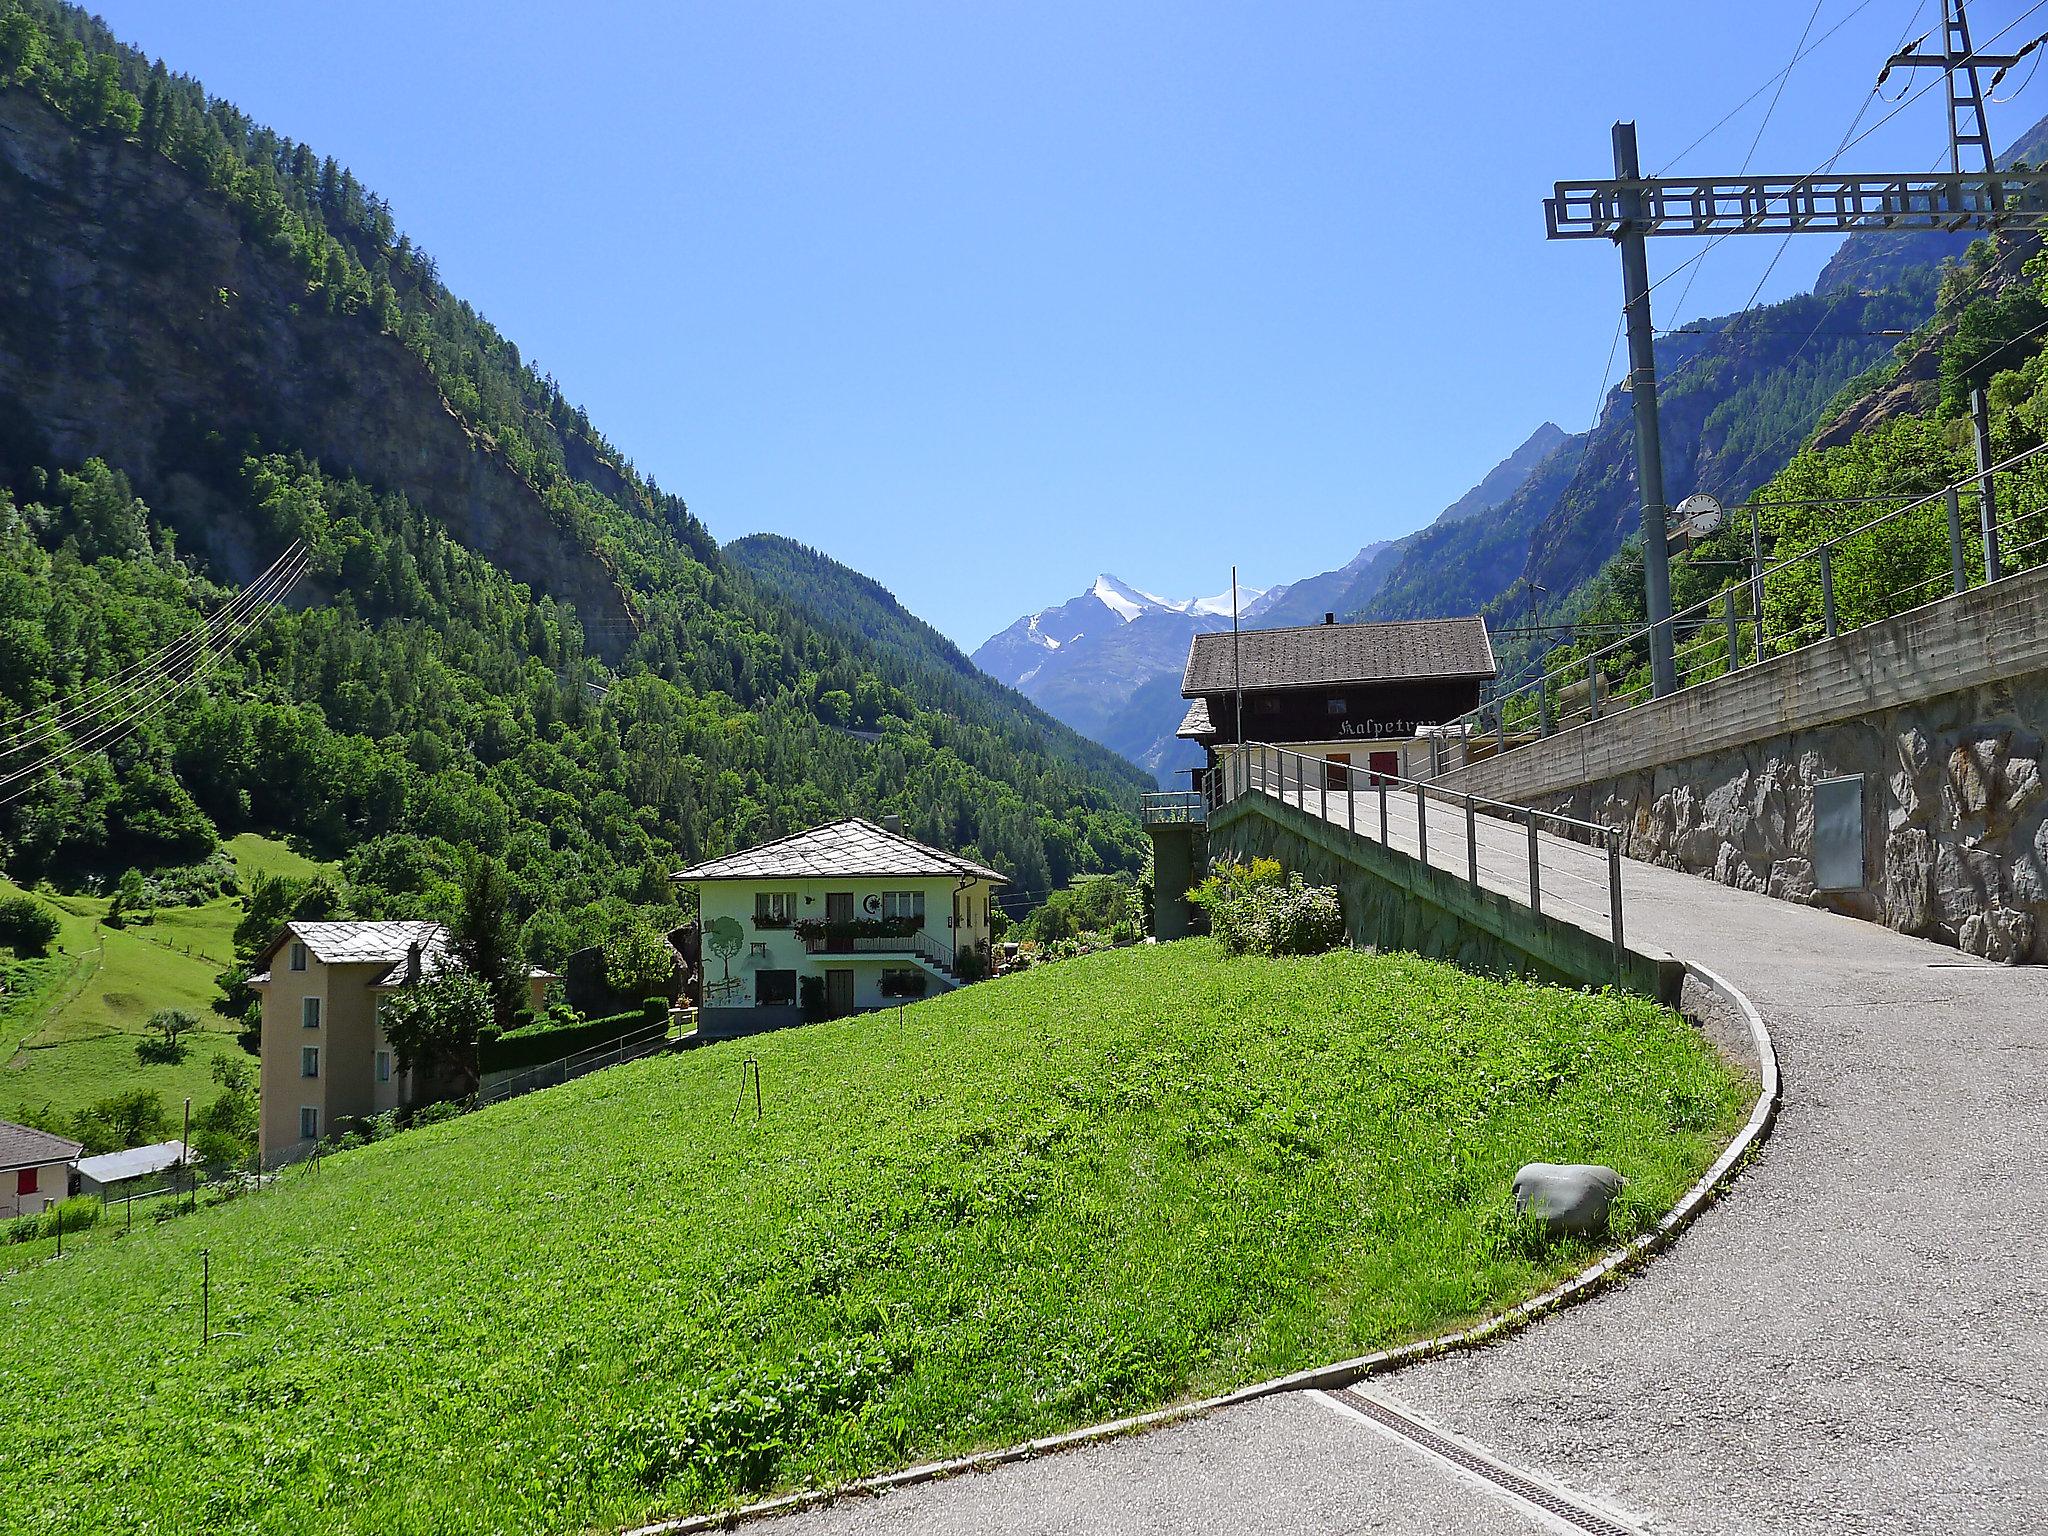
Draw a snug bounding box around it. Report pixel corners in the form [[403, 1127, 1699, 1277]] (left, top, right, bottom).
[[621, 961, 1781, 1536]]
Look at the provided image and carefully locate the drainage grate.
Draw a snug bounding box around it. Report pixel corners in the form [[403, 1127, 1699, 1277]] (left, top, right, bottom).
[[1326, 1388, 1646, 1536]]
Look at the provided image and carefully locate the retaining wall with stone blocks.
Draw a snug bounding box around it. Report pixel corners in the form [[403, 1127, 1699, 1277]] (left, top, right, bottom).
[[1440, 564, 2048, 963]]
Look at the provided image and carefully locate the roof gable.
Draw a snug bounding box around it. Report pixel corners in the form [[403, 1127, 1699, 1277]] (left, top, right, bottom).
[[1182, 617, 1496, 696], [674, 818, 1007, 884]]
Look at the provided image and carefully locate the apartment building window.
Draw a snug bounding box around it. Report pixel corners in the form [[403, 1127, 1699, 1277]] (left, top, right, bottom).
[[300, 1106, 319, 1141], [289, 942, 307, 972], [302, 996, 321, 1029], [375, 1051, 392, 1083], [754, 891, 794, 926], [301, 1046, 320, 1079]]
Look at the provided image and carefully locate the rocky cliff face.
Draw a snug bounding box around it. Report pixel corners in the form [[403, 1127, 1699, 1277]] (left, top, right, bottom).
[[0, 87, 635, 645]]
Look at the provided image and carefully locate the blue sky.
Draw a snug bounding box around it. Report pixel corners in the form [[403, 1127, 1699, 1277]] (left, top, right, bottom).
[[87, 1, 2048, 645]]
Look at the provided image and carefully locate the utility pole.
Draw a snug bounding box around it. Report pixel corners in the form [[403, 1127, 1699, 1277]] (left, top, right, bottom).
[[1230, 564, 1243, 751], [1612, 121, 1677, 698], [1548, 0, 2048, 698]]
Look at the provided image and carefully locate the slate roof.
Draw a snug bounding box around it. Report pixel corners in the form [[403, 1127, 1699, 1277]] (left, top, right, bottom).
[[1181, 617, 1496, 696], [674, 818, 1007, 884], [248, 920, 448, 985], [1176, 698, 1215, 740], [76, 1140, 187, 1187], [0, 1117, 83, 1172]]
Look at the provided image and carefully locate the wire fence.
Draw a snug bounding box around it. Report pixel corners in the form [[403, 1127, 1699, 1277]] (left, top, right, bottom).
[[1438, 434, 2048, 769]]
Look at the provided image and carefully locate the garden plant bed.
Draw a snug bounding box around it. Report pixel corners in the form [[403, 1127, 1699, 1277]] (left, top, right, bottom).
[[0, 940, 1751, 1534]]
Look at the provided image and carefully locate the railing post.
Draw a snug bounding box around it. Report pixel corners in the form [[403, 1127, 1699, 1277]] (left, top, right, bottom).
[[1464, 795, 1478, 887], [1588, 670, 1604, 721], [1378, 775, 1389, 843], [1608, 833, 1626, 985], [1722, 588, 1742, 670], [1347, 772, 1355, 835], [1973, 387, 2003, 583], [1320, 760, 1329, 822], [1415, 783, 1428, 864], [1538, 680, 1554, 737], [1526, 809, 1541, 913], [1496, 709, 1508, 758], [1819, 543, 1838, 639], [1946, 484, 1969, 594]]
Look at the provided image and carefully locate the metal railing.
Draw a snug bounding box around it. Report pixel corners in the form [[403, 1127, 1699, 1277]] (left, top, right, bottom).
[[1206, 741, 1628, 979], [1140, 791, 1208, 826], [476, 1017, 676, 1106], [1441, 435, 2048, 770], [801, 929, 955, 972]]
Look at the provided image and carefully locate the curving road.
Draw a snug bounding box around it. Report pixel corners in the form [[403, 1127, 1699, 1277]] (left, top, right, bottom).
[[738, 786, 2048, 1536]]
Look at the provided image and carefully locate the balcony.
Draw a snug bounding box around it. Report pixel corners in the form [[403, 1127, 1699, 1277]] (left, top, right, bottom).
[[1141, 791, 1207, 827]]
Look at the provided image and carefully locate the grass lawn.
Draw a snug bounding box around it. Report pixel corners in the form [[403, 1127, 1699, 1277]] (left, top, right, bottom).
[[0, 941, 1751, 1535], [0, 832, 320, 1123]]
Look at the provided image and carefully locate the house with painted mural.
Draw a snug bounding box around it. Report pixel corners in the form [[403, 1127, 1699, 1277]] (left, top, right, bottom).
[[675, 816, 1005, 1038]]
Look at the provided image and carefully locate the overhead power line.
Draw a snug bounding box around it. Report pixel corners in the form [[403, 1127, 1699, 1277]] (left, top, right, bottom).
[[0, 539, 308, 757], [0, 549, 312, 808]]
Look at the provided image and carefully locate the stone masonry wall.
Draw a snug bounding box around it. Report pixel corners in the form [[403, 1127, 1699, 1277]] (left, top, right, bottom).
[[1534, 672, 2048, 963]]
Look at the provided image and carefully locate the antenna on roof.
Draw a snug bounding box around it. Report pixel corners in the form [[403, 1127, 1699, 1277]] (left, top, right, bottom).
[[1231, 566, 1244, 751]]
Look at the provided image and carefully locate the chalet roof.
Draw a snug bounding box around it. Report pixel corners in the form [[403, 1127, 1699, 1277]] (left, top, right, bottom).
[[1181, 617, 1496, 696], [0, 1117, 83, 1172], [1176, 698, 1215, 740], [674, 817, 1007, 885]]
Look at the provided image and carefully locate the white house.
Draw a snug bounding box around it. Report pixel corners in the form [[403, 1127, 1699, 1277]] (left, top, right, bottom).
[[675, 817, 1006, 1038], [1, 1119, 81, 1218]]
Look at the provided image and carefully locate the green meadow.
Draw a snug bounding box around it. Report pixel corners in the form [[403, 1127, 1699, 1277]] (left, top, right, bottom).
[[0, 835, 331, 1122], [0, 941, 1749, 1535]]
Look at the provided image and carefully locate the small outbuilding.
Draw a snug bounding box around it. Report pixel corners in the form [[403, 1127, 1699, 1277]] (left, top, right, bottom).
[[75, 1140, 190, 1198]]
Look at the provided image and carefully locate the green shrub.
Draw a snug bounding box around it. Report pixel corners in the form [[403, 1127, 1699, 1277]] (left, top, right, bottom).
[[602, 922, 676, 1001], [0, 893, 60, 957], [4, 1196, 101, 1245], [1188, 859, 1344, 957]]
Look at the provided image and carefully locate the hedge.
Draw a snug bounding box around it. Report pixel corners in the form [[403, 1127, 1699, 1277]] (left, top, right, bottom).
[[481, 997, 668, 1075]]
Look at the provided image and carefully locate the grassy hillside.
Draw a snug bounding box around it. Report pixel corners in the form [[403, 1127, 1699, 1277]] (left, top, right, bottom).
[[0, 941, 1750, 1534], [0, 836, 317, 1123]]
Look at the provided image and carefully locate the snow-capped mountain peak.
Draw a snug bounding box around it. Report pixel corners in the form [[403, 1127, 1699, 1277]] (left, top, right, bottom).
[[1089, 573, 1266, 623]]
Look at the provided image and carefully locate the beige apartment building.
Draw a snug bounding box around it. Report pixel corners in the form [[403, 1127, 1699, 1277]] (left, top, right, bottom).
[[247, 920, 444, 1162]]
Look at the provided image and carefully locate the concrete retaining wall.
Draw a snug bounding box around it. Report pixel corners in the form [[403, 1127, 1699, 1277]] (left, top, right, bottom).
[[1439, 565, 2048, 963], [1208, 795, 1682, 1001]]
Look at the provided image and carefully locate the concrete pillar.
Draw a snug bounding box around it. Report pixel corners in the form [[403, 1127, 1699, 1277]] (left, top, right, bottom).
[[1146, 822, 1206, 940]]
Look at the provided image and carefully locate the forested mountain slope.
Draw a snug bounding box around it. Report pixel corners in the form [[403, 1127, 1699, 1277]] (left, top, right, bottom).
[[1354, 275, 1942, 648], [0, 0, 1144, 959]]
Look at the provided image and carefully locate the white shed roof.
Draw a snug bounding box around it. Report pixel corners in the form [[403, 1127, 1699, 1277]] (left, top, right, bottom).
[[76, 1140, 189, 1186]]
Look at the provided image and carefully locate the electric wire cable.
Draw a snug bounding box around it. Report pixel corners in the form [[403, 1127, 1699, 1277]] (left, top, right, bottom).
[[0, 549, 305, 768], [0, 549, 312, 806], [0, 538, 307, 751]]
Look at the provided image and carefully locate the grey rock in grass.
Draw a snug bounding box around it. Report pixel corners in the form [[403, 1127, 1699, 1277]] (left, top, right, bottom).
[[1512, 1162, 1624, 1237]]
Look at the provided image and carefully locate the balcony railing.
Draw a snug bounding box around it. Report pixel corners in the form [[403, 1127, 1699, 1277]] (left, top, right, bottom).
[[801, 929, 956, 972], [1141, 791, 1207, 826]]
